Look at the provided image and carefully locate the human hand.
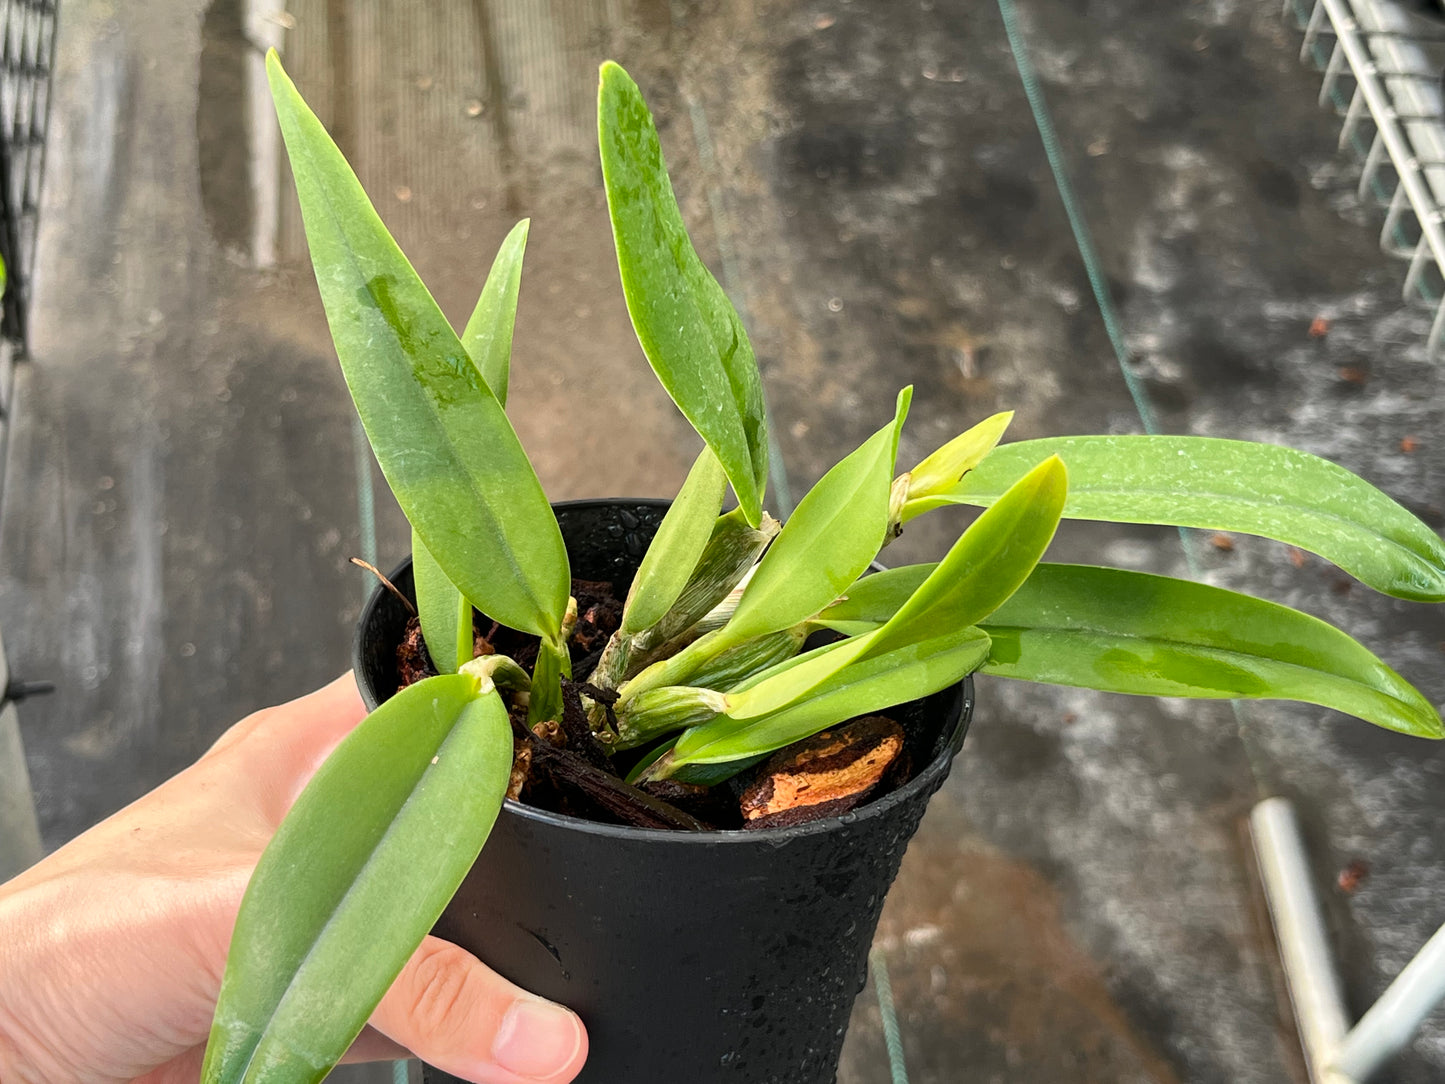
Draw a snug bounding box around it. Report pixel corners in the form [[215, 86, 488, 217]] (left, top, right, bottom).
[[0, 674, 588, 1084]]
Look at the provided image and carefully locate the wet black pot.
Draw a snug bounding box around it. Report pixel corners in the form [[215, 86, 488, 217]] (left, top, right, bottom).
[[354, 499, 974, 1084]]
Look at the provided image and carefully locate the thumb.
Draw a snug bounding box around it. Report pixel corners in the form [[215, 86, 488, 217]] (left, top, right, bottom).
[[371, 936, 587, 1084]]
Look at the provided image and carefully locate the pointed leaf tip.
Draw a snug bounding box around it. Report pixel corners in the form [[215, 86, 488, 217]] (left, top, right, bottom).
[[269, 49, 568, 638], [598, 58, 770, 525], [941, 436, 1445, 601]]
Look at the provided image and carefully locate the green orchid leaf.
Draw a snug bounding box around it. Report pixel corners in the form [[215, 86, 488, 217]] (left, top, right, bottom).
[[412, 530, 473, 674], [412, 217, 526, 687], [671, 625, 990, 768], [724, 387, 912, 643], [978, 564, 1444, 739], [903, 410, 1013, 509], [598, 61, 769, 525], [624, 735, 681, 784], [268, 51, 567, 639], [201, 675, 514, 1084], [926, 435, 1445, 602], [813, 564, 933, 637], [618, 389, 911, 705], [667, 752, 771, 786], [460, 219, 529, 406], [722, 632, 876, 720], [529, 636, 570, 726], [623, 447, 728, 634], [872, 454, 1067, 649], [721, 452, 1064, 721], [413, 216, 529, 675], [631, 742, 769, 787]]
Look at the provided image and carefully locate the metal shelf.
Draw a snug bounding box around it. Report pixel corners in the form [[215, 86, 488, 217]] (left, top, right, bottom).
[[1286, 0, 1445, 355]]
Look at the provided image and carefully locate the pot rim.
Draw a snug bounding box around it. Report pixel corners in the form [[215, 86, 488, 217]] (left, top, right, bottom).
[[354, 496, 974, 846]]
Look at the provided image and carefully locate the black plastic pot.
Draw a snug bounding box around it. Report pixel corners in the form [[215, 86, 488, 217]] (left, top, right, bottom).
[[354, 499, 974, 1084]]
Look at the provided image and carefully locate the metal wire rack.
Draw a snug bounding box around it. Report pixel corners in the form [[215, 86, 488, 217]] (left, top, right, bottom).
[[1284, 0, 1445, 355], [0, 0, 55, 358], [1269, 10, 1445, 1080], [0, 0, 53, 891]]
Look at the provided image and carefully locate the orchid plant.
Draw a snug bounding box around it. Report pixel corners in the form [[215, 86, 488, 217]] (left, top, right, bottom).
[[199, 52, 1445, 1084]]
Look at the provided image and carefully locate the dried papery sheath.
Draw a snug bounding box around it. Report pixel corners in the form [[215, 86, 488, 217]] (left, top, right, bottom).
[[560, 596, 579, 642], [587, 636, 632, 696], [632, 509, 779, 656], [587, 511, 775, 701], [686, 627, 808, 692], [642, 568, 755, 662], [885, 474, 910, 541], [616, 686, 728, 749], [696, 583, 746, 633]]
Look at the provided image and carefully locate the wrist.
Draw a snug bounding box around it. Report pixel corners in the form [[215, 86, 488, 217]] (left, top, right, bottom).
[[0, 880, 55, 1083]]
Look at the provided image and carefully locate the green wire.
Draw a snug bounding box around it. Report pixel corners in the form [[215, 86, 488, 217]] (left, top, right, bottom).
[[995, 0, 1160, 436], [1285, 0, 1439, 302], [996, 0, 1278, 796], [870, 946, 911, 1084]]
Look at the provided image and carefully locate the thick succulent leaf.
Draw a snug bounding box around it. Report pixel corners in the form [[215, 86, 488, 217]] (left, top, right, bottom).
[[671, 626, 990, 768], [201, 676, 513, 1083], [724, 388, 912, 643], [723, 633, 876, 719], [872, 455, 1066, 650], [813, 564, 933, 637], [979, 564, 1443, 738], [928, 435, 1445, 602], [460, 218, 529, 406], [631, 742, 770, 787], [528, 636, 570, 726], [623, 735, 681, 784], [902, 410, 1013, 510], [598, 61, 769, 525], [412, 530, 473, 674], [268, 52, 567, 639], [726, 454, 1063, 720], [667, 752, 771, 786], [409, 221, 528, 669], [623, 447, 728, 634]]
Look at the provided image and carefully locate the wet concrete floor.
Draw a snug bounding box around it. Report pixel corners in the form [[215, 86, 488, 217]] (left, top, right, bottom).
[[4, 0, 1445, 1080]]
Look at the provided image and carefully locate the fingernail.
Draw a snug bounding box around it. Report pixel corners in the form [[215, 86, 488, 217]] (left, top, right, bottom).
[[492, 997, 584, 1079]]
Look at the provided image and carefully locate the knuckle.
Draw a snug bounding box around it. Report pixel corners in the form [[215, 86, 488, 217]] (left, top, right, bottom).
[[403, 941, 481, 1042]]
